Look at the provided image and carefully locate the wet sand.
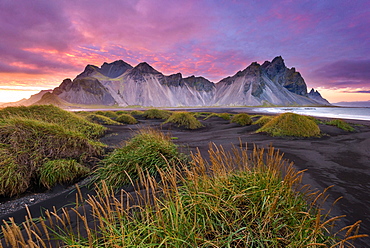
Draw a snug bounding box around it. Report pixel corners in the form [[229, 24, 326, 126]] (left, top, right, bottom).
[[1, 108, 369, 247]]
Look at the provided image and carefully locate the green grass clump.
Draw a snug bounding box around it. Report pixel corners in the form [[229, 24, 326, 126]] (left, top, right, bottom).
[[163, 112, 203, 129], [256, 113, 321, 137], [129, 110, 144, 116], [0, 105, 106, 138], [94, 129, 186, 190], [39, 159, 90, 189], [116, 114, 138, 124], [326, 119, 355, 132], [142, 109, 172, 119], [193, 111, 212, 118], [94, 111, 118, 119], [230, 113, 253, 126], [19, 145, 366, 247], [0, 147, 29, 196], [253, 115, 273, 126], [115, 110, 130, 115], [203, 112, 232, 120], [86, 114, 122, 125], [0, 106, 105, 196]]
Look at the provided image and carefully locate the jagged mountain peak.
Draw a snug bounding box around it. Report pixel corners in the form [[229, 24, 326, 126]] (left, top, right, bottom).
[[132, 62, 161, 74], [42, 56, 330, 107], [77, 60, 133, 79]]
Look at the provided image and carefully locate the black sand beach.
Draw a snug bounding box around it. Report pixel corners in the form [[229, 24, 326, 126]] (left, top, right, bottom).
[[1, 108, 369, 247]]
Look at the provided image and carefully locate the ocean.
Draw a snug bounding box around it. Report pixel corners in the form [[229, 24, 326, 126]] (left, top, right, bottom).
[[250, 107, 370, 121]]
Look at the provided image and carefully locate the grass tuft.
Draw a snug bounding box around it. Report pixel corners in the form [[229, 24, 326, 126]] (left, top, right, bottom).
[[142, 109, 172, 119], [163, 112, 203, 129], [93, 128, 186, 190], [0, 105, 105, 196], [256, 112, 321, 137], [326, 119, 355, 132], [86, 114, 122, 125], [253, 115, 273, 126], [39, 159, 90, 189], [130, 110, 144, 116], [93, 111, 118, 119], [0, 105, 106, 138], [230, 113, 253, 126], [116, 114, 138, 124]]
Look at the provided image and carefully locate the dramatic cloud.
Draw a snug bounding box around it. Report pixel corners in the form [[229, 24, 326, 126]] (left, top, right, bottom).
[[0, 0, 369, 102], [314, 59, 370, 88]]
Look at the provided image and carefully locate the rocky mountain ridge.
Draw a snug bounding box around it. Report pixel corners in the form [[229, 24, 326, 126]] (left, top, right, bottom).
[[5, 56, 330, 107]]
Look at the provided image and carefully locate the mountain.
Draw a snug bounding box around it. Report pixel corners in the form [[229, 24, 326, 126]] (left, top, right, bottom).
[[15, 56, 330, 108], [307, 88, 330, 105]]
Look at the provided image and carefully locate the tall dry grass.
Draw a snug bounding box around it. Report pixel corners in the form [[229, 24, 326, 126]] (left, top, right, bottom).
[[1, 143, 366, 247]]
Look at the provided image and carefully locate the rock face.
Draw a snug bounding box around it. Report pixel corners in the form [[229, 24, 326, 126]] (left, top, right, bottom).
[[308, 88, 331, 105], [50, 56, 329, 107]]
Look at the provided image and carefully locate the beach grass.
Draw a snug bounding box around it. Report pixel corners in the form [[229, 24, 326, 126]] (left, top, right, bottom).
[[4, 143, 366, 247], [142, 108, 172, 119], [0, 105, 106, 139], [253, 115, 273, 126], [93, 110, 119, 119], [163, 111, 203, 129], [93, 128, 186, 190], [0, 105, 105, 196], [326, 119, 355, 132], [256, 112, 321, 137], [85, 114, 123, 125], [116, 113, 138, 124], [129, 110, 144, 116], [230, 113, 253, 126], [203, 112, 232, 120], [39, 159, 90, 189]]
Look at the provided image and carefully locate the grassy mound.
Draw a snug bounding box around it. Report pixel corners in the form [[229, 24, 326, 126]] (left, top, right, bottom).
[[86, 114, 122, 125], [230, 113, 253, 126], [11, 145, 365, 246], [203, 112, 232, 120], [130, 110, 144, 116], [115, 110, 130, 115], [94, 129, 186, 190], [39, 159, 90, 189], [94, 111, 118, 119], [0, 105, 105, 196], [253, 115, 273, 126], [116, 114, 138, 124], [142, 109, 171, 119], [163, 112, 203, 129], [0, 105, 105, 138], [256, 113, 321, 137], [326, 119, 355, 132]]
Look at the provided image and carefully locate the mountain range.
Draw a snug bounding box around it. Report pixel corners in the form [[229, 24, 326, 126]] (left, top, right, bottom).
[[3, 56, 330, 107]]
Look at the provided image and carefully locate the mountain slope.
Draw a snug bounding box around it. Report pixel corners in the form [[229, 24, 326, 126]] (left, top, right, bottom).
[[45, 57, 329, 107]]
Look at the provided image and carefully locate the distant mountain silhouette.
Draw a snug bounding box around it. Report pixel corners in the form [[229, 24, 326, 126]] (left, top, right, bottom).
[[3, 57, 330, 107]]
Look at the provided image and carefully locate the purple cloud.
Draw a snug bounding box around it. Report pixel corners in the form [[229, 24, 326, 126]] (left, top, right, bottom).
[[0, 0, 369, 103]]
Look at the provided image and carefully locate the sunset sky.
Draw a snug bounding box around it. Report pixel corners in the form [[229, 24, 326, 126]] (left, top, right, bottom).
[[0, 0, 369, 103]]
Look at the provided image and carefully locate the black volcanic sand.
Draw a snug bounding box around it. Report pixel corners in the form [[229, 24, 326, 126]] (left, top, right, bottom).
[[1, 108, 370, 247]]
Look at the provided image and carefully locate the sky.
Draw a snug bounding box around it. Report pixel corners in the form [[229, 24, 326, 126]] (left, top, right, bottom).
[[0, 0, 369, 103]]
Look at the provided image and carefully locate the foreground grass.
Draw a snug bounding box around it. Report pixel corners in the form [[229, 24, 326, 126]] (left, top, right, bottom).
[[93, 128, 186, 190], [2, 142, 366, 247], [0, 105, 105, 196]]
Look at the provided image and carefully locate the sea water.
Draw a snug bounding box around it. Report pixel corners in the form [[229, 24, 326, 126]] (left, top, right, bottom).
[[251, 107, 370, 121]]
